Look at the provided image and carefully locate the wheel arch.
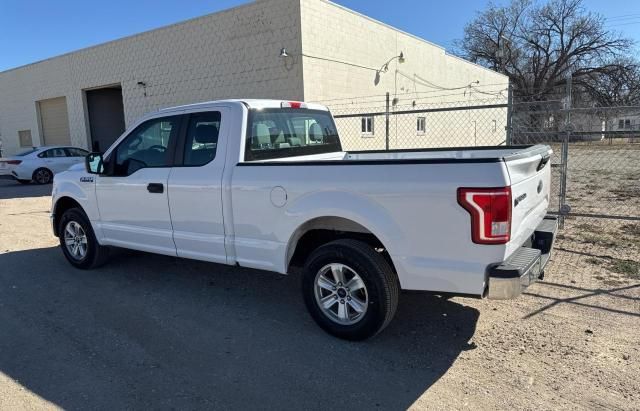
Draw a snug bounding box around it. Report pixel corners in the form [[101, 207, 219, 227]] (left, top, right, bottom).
[[285, 216, 398, 275], [52, 196, 84, 237]]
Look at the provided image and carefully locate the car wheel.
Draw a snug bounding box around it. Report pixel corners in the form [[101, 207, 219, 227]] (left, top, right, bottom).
[[58, 207, 110, 269], [302, 239, 399, 340], [17, 179, 31, 185], [33, 168, 53, 184]]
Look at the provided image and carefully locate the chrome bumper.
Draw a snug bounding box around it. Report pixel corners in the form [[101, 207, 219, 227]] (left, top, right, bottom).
[[487, 215, 558, 300]]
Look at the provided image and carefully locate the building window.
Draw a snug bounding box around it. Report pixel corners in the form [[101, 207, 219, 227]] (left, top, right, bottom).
[[625, 119, 631, 129], [618, 119, 624, 129], [18, 130, 32, 147], [361, 116, 374, 136], [417, 117, 426, 134], [492, 119, 497, 133]]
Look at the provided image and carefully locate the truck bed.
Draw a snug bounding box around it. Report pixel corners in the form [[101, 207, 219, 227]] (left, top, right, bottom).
[[253, 145, 551, 165]]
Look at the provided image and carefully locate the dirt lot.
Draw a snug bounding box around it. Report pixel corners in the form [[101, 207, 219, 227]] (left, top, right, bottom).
[[0, 178, 638, 410]]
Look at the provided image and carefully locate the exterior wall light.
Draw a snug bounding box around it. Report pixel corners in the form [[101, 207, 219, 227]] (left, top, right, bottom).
[[379, 52, 406, 73], [375, 52, 406, 85]]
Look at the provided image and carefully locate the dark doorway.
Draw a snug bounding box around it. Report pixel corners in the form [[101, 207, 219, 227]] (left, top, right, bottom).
[[86, 86, 125, 152]]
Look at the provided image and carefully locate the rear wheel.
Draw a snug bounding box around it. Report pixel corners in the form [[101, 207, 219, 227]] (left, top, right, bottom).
[[58, 207, 109, 269], [302, 239, 399, 340], [33, 168, 53, 184]]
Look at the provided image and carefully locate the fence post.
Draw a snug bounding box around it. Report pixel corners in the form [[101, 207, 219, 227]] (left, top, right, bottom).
[[506, 83, 513, 145], [385, 92, 390, 151], [558, 74, 572, 229]]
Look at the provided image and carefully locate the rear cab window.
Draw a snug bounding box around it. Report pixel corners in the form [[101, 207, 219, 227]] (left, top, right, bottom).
[[244, 108, 341, 161]]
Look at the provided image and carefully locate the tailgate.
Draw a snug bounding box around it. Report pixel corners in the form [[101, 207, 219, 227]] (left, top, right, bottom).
[[505, 146, 553, 256]]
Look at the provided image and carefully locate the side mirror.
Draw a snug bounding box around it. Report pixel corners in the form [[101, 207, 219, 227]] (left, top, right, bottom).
[[85, 152, 104, 174]]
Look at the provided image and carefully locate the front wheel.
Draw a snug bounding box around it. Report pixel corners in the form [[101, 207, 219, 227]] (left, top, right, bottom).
[[302, 239, 399, 340], [58, 208, 109, 269]]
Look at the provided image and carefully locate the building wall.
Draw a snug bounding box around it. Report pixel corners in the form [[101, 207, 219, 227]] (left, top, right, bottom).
[[0, 0, 509, 156], [0, 0, 303, 156], [299, 0, 509, 150]]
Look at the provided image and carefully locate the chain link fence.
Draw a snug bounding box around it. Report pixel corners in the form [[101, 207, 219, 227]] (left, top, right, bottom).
[[329, 88, 509, 151], [511, 92, 640, 223]]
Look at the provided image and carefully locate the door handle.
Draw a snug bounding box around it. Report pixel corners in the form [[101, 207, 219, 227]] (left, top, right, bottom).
[[147, 183, 164, 193]]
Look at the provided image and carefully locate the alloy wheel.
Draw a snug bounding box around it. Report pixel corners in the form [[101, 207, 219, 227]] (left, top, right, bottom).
[[313, 263, 369, 325], [64, 221, 88, 260]]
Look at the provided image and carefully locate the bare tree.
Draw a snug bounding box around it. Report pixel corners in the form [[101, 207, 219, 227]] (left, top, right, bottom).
[[457, 0, 636, 101], [578, 59, 640, 106]]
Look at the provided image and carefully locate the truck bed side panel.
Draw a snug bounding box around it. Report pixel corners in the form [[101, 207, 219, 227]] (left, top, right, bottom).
[[230, 161, 511, 295]]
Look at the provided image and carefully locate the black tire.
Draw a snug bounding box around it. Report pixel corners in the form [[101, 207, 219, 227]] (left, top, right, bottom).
[[17, 179, 31, 185], [302, 239, 399, 341], [32, 168, 53, 184], [58, 207, 110, 269]]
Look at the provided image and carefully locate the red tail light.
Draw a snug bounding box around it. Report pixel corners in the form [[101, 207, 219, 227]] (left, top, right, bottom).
[[457, 187, 512, 244], [7, 160, 22, 165]]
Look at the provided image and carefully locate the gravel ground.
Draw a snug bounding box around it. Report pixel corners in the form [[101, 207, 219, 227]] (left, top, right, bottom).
[[0, 178, 638, 410]]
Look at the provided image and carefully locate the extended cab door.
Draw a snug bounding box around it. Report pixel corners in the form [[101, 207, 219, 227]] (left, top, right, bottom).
[[95, 115, 182, 256], [167, 109, 228, 263]]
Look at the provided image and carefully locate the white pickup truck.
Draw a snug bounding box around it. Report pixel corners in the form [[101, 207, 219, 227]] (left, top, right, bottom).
[[51, 99, 557, 340]]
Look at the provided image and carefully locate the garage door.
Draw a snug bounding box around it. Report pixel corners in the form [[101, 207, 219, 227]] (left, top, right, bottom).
[[38, 96, 71, 146]]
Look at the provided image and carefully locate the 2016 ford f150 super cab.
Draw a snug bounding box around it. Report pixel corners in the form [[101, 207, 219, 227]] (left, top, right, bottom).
[[51, 99, 557, 340]]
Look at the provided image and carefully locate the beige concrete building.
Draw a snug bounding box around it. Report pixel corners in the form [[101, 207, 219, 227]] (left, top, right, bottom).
[[0, 0, 507, 156]]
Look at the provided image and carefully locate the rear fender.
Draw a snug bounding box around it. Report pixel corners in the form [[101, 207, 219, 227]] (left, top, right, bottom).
[[281, 190, 406, 272]]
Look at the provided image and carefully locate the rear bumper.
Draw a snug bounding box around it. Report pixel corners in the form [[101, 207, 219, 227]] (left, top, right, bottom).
[[3, 169, 27, 180], [487, 215, 558, 299]]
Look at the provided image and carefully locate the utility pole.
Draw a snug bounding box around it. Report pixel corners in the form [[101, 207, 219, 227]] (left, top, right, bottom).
[[506, 83, 513, 145], [385, 92, 390, 151], [558, 73, 573, 228]]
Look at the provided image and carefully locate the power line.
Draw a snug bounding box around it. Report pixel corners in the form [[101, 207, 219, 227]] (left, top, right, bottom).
[[309, 81, 510, 104], [607, 21, 640, 27], [605, 13, 640, 21]]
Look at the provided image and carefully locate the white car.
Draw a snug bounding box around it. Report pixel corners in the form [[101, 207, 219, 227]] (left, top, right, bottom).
[[51, 99, 556, 340], [0, 146, 89, 184]]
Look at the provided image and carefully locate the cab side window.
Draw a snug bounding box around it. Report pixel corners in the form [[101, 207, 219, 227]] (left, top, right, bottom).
[[183, 112, 221, 166], [113, 116, 181, 176]]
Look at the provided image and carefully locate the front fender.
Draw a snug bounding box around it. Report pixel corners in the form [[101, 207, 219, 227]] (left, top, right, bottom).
[[52, 175, 100, 239]]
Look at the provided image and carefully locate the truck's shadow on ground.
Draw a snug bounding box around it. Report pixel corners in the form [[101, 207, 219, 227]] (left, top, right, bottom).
[[0, 246, 479, 410]]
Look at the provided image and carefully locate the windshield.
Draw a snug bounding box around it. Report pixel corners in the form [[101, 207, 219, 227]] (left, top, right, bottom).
[[15, 148, 39, 157], [245, 108, 341, 161]]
